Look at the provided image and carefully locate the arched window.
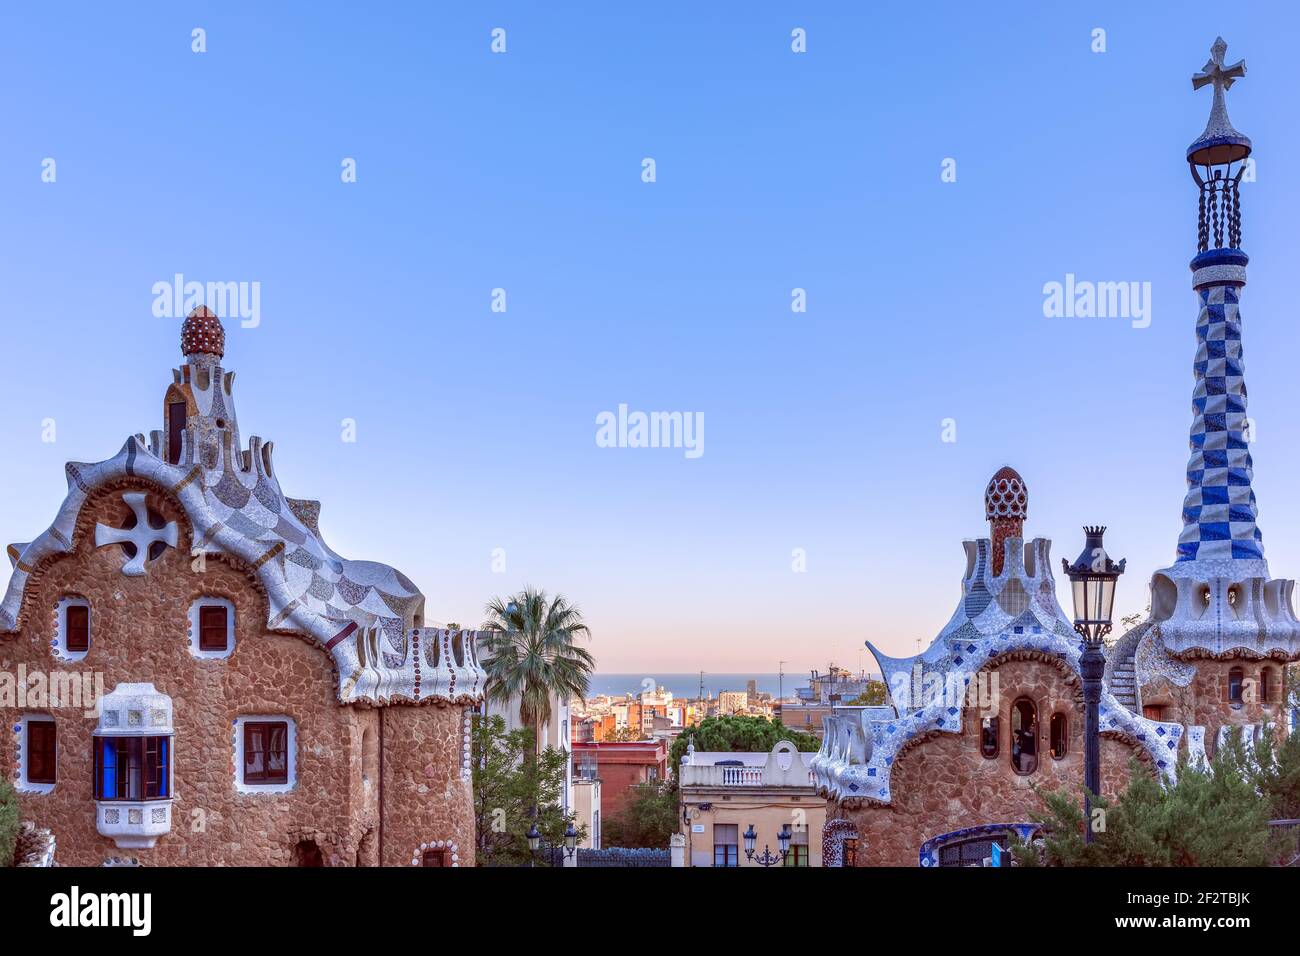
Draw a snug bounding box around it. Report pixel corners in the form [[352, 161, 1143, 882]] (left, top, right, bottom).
[[979, 716, 999, 758], [1010, 698, 1038, 774], [1228, 666, 1244, 704], [1049, 713, 1067, 759]]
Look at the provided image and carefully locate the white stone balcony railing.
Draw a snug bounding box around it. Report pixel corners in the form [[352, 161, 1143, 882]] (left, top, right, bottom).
[[679, 743, 815, 789]]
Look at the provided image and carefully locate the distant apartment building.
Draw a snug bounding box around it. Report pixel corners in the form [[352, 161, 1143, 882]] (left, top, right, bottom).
[[776, 703, 895, 739], [717, 691, 748, 715], [570, 740, 668, 820], [796, 664, 878, 706], [677, 741, 825, 867], [577, 712, 617, 743]]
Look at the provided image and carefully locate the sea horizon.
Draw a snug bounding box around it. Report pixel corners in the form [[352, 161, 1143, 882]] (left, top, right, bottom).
[[584, 671, 871, 701]]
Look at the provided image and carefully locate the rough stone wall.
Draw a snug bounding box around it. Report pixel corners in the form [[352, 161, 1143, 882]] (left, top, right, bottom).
[[834, 659, 1144, 866], [0, 482, 466, 866], [1145, 658, 1290, 752], [379, 704, 475, 867]]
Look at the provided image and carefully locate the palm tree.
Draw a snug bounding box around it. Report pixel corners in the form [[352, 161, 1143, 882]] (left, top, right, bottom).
[[481, 587, 595, 757]]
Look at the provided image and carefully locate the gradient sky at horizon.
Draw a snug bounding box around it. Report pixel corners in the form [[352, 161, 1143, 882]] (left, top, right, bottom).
[[3, 3, 1300, 676]]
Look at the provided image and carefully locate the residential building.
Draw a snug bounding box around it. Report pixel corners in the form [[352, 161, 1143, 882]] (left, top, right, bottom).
[[678, 741, 824, 867], [570, 739, 667, 820]]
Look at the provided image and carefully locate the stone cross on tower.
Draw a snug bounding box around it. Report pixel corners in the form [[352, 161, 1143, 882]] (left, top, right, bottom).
[[1189, 37, 1249, 169], [94, 492, 179, 576], [1193, 36, 1245, 96]]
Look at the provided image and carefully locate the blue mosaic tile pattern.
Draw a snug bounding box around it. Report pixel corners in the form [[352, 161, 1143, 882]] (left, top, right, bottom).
[[1177, 283, 1264, 562]]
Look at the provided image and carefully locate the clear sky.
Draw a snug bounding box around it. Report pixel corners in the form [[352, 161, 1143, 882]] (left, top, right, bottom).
[[3, 3, 1300, 678]]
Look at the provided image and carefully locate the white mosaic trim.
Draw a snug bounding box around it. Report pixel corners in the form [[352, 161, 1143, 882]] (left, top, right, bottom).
[[52, 596, 91, 662], [461, 708, 473, 781], [410, 839, 460, 867], [232, 714, 297, 795], [187, 596, 235, 659], [12, 714, 55, 795]]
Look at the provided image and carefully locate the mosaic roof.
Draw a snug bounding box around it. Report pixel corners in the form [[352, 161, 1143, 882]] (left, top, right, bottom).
[[1, 309, 485, 707]]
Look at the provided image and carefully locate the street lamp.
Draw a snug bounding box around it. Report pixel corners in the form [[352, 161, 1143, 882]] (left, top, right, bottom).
[[564, 823, 578, 855], [526, 809, 578, 865], [743, 823, 792, 867], [1062, 526, 1125, 845], [526, 822, 541, 854]]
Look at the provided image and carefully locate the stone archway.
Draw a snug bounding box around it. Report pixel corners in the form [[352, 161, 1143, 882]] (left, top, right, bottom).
[[292, 839, 325, 867], [822, 819, 859, 868]]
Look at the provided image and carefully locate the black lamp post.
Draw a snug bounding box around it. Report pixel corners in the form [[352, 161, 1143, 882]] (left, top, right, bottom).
[[743, 823, 792, 867], [526, 812, 578, 866], [1062, 526, 1125, 844]]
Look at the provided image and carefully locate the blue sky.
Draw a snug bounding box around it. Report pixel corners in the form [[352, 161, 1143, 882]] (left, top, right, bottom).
[[3, 3, 1300, 675]]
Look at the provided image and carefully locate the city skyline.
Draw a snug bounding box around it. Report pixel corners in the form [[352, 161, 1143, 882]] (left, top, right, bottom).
[[5, 6, 1300, 673]]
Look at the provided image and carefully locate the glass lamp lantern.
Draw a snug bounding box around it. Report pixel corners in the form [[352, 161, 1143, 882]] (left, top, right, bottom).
[[1062, 526, 1126, 644]]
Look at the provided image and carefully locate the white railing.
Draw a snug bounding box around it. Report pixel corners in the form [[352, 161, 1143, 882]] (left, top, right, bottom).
[[681, 761, 816, 789], [720, 766, 764, 786]]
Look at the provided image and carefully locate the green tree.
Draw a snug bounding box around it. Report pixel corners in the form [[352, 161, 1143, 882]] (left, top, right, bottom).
[[603, 782, 679, 848], [846, 679, 889, 706], [668, 715, 819, 782], [471, 714, 584, 866], [481, 586, 595, 756], [1016, 736, 1281, 867], [0, 778, 18, 867]]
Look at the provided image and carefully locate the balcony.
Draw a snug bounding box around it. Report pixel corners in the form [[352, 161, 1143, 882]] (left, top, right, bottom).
[[679, 742, 815, 789]]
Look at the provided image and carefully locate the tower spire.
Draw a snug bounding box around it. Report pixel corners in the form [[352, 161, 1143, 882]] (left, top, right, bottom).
[[984, 466, 1027, 576], [1178, 38, 1261, 564]]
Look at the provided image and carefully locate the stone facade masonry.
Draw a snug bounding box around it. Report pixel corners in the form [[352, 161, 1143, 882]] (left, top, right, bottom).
[[1, 483, 474, 866], [832, 659, 1143, 866]]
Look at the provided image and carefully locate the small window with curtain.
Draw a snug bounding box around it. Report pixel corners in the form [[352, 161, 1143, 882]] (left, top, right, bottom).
[[713, 823, 738, 868], [243, 721, 290, 785]]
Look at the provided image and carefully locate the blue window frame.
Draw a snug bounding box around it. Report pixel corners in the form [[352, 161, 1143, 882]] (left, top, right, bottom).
[[94, 736, 170, 800]]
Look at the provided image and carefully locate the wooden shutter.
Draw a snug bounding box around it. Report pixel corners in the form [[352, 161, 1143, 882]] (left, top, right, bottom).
[[199, 605, 228, 651], [27, 721, 56, 784], [66, 605, 89, 652]]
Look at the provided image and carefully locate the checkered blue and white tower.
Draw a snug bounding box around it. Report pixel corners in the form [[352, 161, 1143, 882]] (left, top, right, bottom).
[[1148, 39, 1300, 656], [1178, 38, 1260, 565]]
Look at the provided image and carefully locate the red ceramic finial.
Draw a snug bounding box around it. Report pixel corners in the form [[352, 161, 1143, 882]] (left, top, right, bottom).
[[985, 466, 1028, 576], [180, 305, 225, 359]]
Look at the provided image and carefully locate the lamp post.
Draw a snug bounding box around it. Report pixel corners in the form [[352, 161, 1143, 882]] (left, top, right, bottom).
[[526, 807, 578, 866], [1061, 526, 1125, 845], [743, 823, 792, 867]]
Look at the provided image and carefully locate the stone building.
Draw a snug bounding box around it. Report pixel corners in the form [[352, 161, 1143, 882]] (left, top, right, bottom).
[[1, 306, 485, 866], [813, 38, 1300, 866]]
